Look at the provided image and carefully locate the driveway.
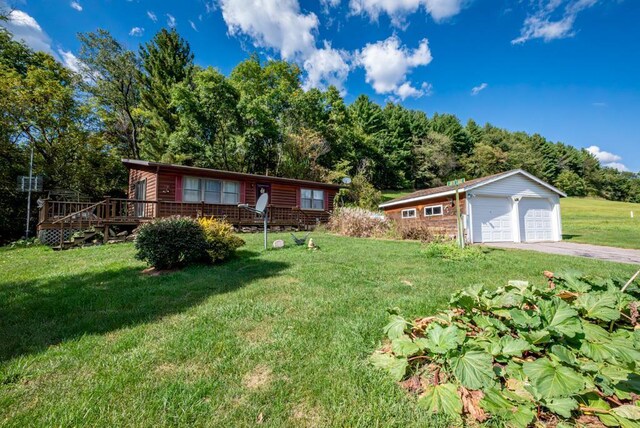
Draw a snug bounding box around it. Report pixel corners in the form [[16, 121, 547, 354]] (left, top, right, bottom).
[[484, 241, 640, 265]]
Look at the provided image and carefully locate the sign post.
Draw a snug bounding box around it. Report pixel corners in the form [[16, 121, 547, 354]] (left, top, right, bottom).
[[447, 178, 466, 248]]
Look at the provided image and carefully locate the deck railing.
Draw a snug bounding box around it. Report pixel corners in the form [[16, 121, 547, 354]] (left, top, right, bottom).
[[39, 198, 331, 228]]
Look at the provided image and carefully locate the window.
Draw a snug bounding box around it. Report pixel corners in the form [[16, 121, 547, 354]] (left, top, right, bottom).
[[183, 177, 240, 204], [301, 189, 325, 210], [183, 177, 201, 202], [424, 205, 443, 217], [401, 208, 417, 219]]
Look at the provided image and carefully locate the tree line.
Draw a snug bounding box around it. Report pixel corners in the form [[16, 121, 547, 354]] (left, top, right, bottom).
[[1, 20, 638, 242]]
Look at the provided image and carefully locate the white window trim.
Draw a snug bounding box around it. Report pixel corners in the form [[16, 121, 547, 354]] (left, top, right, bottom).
[[424, 204, 443, 217], [401, 208, 417, 219], [183, 176, 241, 205], [300, 188, 325, 211]]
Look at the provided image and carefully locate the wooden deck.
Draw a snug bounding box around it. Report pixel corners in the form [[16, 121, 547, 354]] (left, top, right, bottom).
[[37, 198, 331, 246]]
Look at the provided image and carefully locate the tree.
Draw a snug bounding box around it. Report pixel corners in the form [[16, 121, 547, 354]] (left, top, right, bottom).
[[168, 67, 242, 170], [139, 28, 194, 160], [413, 131, 458, 188], [78, 29, 143, 158], [555, 170, 587, 197]]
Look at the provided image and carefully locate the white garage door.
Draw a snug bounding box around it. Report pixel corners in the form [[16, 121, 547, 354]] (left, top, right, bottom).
[[520, 198, 553, 242], [472, 197, 513, 243]]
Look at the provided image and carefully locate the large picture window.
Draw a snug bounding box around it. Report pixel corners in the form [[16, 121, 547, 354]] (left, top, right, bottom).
[[183, 177, 240, 204], [301, 189, 325, 210]]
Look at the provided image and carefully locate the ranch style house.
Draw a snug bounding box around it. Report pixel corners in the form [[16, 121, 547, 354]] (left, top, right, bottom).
[[37, 159, 342, 247]]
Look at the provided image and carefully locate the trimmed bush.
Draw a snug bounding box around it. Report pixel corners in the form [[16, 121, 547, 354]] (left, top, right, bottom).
[[198, 217, 245, 262], [135, 216, 208, 269], [327, 207, 391, 238]]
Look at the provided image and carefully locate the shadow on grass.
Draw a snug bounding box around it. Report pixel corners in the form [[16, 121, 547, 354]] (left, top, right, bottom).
[[0, 249, 289, 362], [563, 234, 582, 240]]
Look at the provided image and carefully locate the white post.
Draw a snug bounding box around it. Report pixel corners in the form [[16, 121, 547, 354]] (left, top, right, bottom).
[[25, 147, 34, 238], [263, 211, 268, 250], [512, 197, 521, 243]]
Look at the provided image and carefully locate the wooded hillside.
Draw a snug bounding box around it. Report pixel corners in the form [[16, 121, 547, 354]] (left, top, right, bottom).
[[1, 20, 638, 242]]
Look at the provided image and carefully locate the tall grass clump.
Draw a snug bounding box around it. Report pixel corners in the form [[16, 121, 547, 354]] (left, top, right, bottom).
[[327, 207, 391, 238]]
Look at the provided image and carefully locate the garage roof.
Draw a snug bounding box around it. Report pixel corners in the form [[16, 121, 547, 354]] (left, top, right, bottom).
[[379, 169, 567, 209]]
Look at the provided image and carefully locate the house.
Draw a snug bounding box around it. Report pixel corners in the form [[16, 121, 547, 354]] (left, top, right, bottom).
[[379, 170, 566, 243], [37, 159, 342, 247]]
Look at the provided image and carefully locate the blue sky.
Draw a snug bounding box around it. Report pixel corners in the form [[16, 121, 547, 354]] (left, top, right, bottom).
[[2, 0, 639, 172]]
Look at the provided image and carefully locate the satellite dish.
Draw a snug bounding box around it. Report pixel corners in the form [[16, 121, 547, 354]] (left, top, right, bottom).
[[341, 177, 352, 185], [255, 193, 269, 214]]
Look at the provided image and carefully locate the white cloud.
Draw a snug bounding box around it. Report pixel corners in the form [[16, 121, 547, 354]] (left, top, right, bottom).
[[166, 13, 176, 28], [189, 20, 198, 32], [70, 1, 83, 11], [147, 10, 158, 22], [219, 0, 318, 60], [356, 35, 432, 99], [604, 162, 628, 172], [219, 0, 351, 91], [512, 0, 599, 44], [2, 9, 53, 53], [302, 42, 351, 92], [129, 27, 144, 37], [57, 49, 81, 73], [349, 0, 465, 27], [587, 145, 628, 171], [471, 82, 487, 95], [592, 102, 607, 107]]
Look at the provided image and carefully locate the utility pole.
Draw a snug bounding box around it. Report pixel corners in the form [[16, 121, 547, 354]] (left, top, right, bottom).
[[448, 178, 466, 249], [25, 147, 34, 238]]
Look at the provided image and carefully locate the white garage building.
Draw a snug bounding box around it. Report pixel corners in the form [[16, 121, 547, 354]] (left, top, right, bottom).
[[380, 169, 566, 244]]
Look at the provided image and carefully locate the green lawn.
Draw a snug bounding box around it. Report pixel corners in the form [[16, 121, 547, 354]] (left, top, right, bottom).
[[561, 197, 640, 249], [0, 234, 637, 427], [381, 189, 413, 204]]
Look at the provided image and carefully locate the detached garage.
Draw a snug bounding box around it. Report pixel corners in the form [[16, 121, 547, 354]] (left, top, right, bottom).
[[380, 169, 566, 244]]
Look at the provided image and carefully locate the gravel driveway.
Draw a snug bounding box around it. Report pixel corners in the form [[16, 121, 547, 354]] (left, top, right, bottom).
[[484, 241, 640, 265]]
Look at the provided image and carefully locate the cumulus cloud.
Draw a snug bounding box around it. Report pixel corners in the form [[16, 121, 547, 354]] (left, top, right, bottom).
[[356, 35, 432, 99], [219, 0, 350, 91], [302, 42, 351, 91], [57, 49, 82, 73], [349, 0, 466, 27], [129, 27, 144, 36], [512, 0, 599, 44], [147, 10, 158, 22], [70, 1, 83, 11], [471, 82, 487, 95], [166, 13, 176, 28], [587, 145, 628, 171], [2, 9, 53, 53]]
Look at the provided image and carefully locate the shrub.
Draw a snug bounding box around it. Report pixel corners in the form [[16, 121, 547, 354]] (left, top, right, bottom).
[[198, 217, 245, 262], [371, 271, 640, 427], [392, 220, 448, 242], [333, 174, 382, 210], [135, 216, 208, 269], [422, 242, 486, 261], [327, 207, 391, 238]]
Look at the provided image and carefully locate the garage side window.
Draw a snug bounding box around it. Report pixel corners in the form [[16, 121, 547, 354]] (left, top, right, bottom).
[[424, 205, 443, 217], [401, 208, 417, 219]]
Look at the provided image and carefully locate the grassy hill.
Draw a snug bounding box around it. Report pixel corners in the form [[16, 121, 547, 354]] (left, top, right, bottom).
[[561, 197, 640, 249], [1, 234, 636, 426]]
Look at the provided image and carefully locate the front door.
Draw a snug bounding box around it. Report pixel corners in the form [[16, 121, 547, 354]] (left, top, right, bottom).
[[134, 179, 146, 217], [256, 183, 271, 204]]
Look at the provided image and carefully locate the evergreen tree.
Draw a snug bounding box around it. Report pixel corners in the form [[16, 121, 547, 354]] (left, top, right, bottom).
[[139, 28, 194, 160]]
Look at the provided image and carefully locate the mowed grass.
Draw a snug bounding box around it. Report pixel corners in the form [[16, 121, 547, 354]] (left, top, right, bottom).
[[0, 234, 637, 427], [561, 197, 640, 249]]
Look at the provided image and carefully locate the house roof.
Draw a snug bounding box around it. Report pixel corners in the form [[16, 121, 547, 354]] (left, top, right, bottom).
[[379, 169, 567, 209], [122, 159, 344, 189]]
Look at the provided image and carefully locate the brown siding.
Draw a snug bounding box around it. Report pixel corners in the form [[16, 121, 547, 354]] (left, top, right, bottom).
[[244, 180, 257, 205], [384, 193, 466, 235], [157, 173, 177, 202], [128, 167, 157, 201], [271, 184, 297, 206]]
